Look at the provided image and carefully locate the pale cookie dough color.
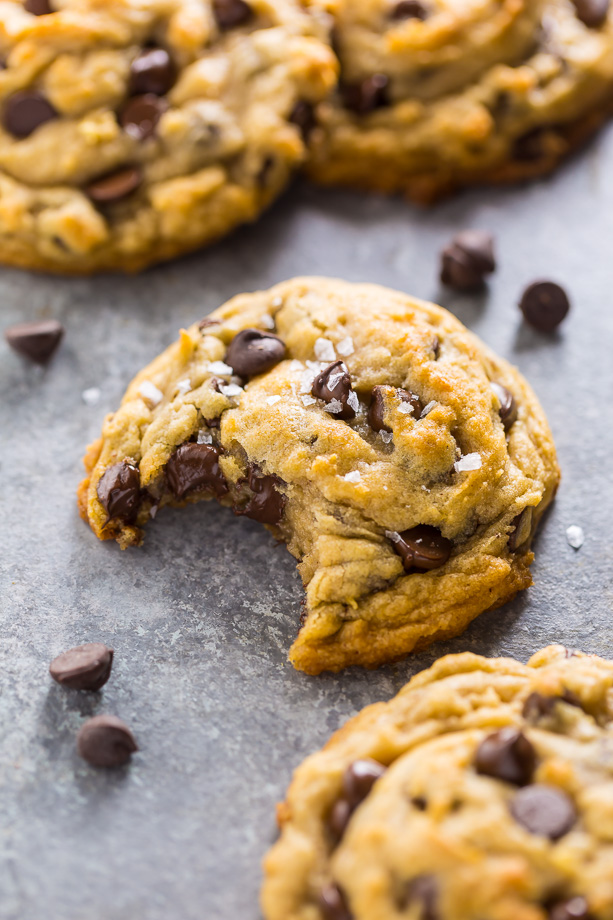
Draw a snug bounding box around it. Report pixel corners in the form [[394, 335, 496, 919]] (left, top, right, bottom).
[[0, 0, 337, 272], [78, 277, 559, 673], [306, 0, 613, 202], [262, 646, 613, 920]]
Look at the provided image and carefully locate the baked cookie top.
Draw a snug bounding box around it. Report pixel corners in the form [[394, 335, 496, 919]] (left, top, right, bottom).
[[306, 0, 613, 201], [78, 277, 559, 673], [0, 0, 336, 272], [262, 645, 613, 920]]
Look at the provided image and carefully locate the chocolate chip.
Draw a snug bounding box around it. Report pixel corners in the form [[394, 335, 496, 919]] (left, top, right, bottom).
[[120, 94, 167, 141], [519, 281, 570, 332], [475, 728, 536, 786], [213, 0, 252, 30], [96, 460, 141, 522], [129, 47, 176, 96], [87, 167, 142, 203], [25, 0, 53, 13], [508, 506, 534, 552], [3, 90, 57, 139], [491, 382, 518, 432], [523, 691, 583, 720], [312, 360, 357, 420], [237, 467, 286, 525], [390, 525, 452, 572], [403, 876, 439, 920], [368, 385, 421, 432], [343, 759, 386, 806], [225, 328, 286, 377], [513, 127, 557, 161], [319, 884, 352, 920], [440, 230, 496, 291], [510, 784, 576, 839], [328, 797, 353, 842], [166, 443, 228, 500], [549, 896, 591, 920], [391, 0, 428, 19], [341, 74, 389, 115], [572, 0, 609, 27], [199, 317, 221, 330], [49, 643, 114, 691], [289, 100, 316, 140], [5, 318, 64, 364], [77, 714, 138, 768]]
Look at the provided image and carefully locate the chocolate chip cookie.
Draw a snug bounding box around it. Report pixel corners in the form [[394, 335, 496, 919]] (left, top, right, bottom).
[[0, 0, 336, 273], [78, 277, 559, 673], [306, 0, 613, 202], [262, 645, 613, 919]]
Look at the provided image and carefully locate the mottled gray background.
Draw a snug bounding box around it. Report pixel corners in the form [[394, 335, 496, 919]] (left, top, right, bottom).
[[1, 126, 613, 920]]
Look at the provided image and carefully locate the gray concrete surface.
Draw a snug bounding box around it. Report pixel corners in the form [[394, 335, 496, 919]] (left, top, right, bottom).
[[1, 127, 613, 919]]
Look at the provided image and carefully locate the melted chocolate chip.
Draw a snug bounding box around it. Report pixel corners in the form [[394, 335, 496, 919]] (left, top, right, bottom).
[[519, 281, 570, 332], [213, 0, 252, 30], [523, 691, 582, 720], [549, 896, 591, 920], [440, 230, 496, 291], [129, 47, 176, 96], [319, 884, 352, 920], [49, 643, 114, 691], [475, 728, 536, 786], [5, 318, 64, 364], [96, 460, 141, 521], [328, 797, 353, 842], [508, 507, 534, 552], [311, 360, 357, 420], [341, 74, 389, 115], [510, 784, 576, 839], [25, 0, 53, 13], [77, 714, 138, 768], [391, 0, 428, 19], [289, 100, 316, 140], [87, 167, 142, 204], [237, 467, 286, 525], [390, 525, 452, 572], [514, 127, 552, 161], [368, 385, 421, 432], [343, 759, 386, 806], [403, 876, 439, 920], [166, 443, 228, 500], [572, 0, 609, 27], [225, 329, 286, 377], [3, 90, 57, 139], [121, 94, 167, 141], [491, 382, 518, 432]]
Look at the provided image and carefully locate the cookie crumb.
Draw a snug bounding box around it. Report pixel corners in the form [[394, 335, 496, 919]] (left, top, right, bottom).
[[82, 387, 101, 406]]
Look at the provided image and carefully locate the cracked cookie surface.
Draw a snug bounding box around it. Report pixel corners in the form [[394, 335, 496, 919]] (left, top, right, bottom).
[[262, 645, 613, 920], [78, 277, 559, 673], [0, 0, 336, 273], [306, 0, 613, 202]]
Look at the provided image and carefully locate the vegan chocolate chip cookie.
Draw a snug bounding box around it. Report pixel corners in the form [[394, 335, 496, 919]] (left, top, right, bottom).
[[306, 0, 613, 202], [0, 0, 336, 273], [262, 645, 613, 920], [78, 277, 559, 673]]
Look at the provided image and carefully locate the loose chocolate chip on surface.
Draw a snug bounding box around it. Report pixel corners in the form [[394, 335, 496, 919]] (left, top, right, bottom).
[[3, 90, 57, 138], [390, 525, 452, 572], [5, 318, 64, 364], [166, 443, 228, 499], [491, 382, 517, 432], [312, 360, 357, 420], [97, 460, 141, 521], [129, 47, 176, 96], [440, 230, 496, 291], [49, 643, 114, 691], [121, 94, 167, 141], [25, 0, 53, 13], [289, 100, 316, 140], [225, 328, 286, 377], [237, 468, 286, 525], [77, 714, 138, 768], [549, 896, 591, 920], [319, 884, 352, 920], [368, 385, 421, 432], [213, 0, 252, 30], [87, 166, 142, 204], [403, 875, 439, 920], [510, 784, 577, 839], [341, 74, 389, 115], [519, 281, 570, 332], [572, 0, 609, 27], [475, 728, 536, 786], [343, 759, 386, 806], [391, 0, 428, 19], [508, 506, 534, 552]]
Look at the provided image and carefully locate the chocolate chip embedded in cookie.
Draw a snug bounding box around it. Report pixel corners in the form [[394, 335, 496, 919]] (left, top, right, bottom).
[[78, 277, 559, 672], [262, 647, 613, 919], [0, 1, 337, 273]]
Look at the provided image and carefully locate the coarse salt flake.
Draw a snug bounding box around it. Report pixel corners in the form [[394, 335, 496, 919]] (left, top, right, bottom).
[[385, 530, 401, 543], [266, 395, 282, 405], [398, 401, 415, 415], [139, 381, 163, 407], [271, 296, 283, 308], [220, 383, 243, 398], [208, 361, 233, 376], [420, 400, 437, 418], [454, 452, 482, 473], [314, 337, 335, 362], [344, 470, 362, 483], [82, 387, 100, 406], [327, 372, 344, 391], [197, 430, 213, 444], [289, 359, 304, 373], [176, 378, 191, 396], [337, 336, 354, 357], [380, 430, 393, 444], [324, 398, 343, 415], [299, 370, 316, 394], [566, 525, 584, 550], [301, 395, 316, 407], [347, 390, 359, 413], [260, 314, 275, 330]]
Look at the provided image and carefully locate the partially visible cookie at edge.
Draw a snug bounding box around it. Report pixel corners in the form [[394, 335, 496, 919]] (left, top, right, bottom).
[[78, 277, 559, 673]]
